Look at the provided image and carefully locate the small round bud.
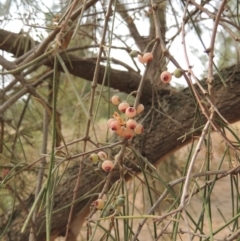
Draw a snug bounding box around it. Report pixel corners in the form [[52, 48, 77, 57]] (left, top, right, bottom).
[[129, 50, 138, 58], [89, 153, 99, 164], [109, 120, 121, 131], [125, 107, 137, 118], [115, 198, 125, 207], [173, 68, 183, 78], [97, 151, 108, 160], [142, 52, 153, 63], [126, 119, 137, 129], [160, 71, 172, 83], [116, 126, 125, 137], [107, 118, 115, 127], [111, 95, 121, 105], [136, 104, 144, 114], [106, 204, 115, 214], [103, 204, 115, 217], [92, 199, 106, 210], [134, 123, 144, 134], [118, 102, 130, 113], [122, 128, 135, 139], [102, 160, 114, 172], [137, 54, 145, 64]]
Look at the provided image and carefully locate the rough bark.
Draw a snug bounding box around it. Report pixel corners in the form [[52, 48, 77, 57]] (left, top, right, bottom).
[[0, 28, 240, 241]]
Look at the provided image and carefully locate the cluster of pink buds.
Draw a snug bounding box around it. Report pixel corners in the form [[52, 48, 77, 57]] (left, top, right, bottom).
[[108, 96, 144, 139], [89, 151, 114, 172]]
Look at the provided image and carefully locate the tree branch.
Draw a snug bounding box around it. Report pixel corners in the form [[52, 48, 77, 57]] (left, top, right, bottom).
[[116, 0, 148, 52], [0, 28, 154, 104]]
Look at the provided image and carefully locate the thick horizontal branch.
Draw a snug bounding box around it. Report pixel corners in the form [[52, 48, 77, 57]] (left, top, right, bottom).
[[0, 28, 154, 100], [53, 54, 153, 98], [0, 29, 37, 58]]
